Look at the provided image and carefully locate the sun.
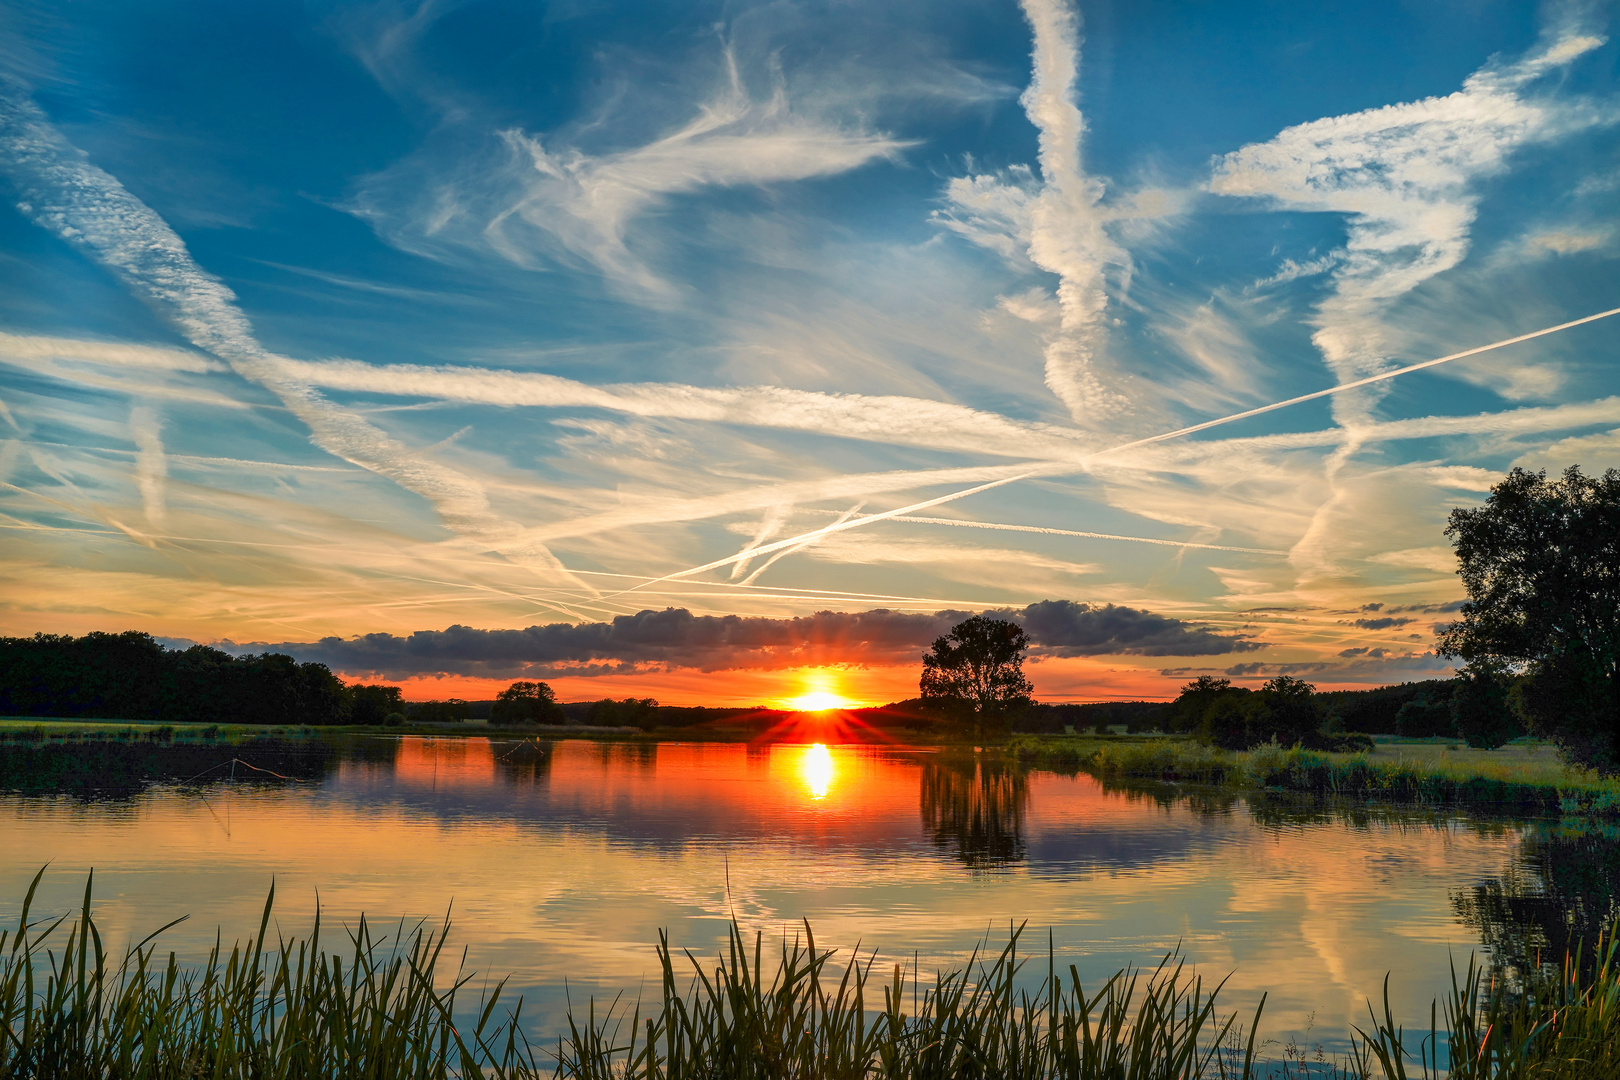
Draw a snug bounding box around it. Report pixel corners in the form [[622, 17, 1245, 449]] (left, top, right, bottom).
[[784, 690, 851, 712], [778, 669, 859, 712]]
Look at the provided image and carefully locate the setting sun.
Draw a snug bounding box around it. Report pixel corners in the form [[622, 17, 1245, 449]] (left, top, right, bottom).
[[780, 671, 859, 712], [784, 690, 851, 712]]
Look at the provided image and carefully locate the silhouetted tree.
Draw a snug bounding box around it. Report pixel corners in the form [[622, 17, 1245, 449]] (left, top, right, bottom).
[[347, 684, 404, 726], [1249, 675, 1324, 746], [489, 680, 563, 724], [587, 697, 659, 730], [1176, 674, 1324, 749], [1166, 675, 1235, 734], [1315, 679, 1454, 735], [1198, 692, 1258, 750], [407, 698, 471, 724], [1450, 666, 1521, 749], [0, 631, 351, 725], [1438, 466, 1620, 772], [1394, 693, 1454, 738], [1166, 676, 1255, 748], [919, 616, 1034, 737]]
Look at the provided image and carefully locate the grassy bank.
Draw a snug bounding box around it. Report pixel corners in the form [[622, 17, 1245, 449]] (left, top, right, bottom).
[[1010, 735, 1620, 816], [4, 870, 1620, 1079], [0, 717, 488, 740]]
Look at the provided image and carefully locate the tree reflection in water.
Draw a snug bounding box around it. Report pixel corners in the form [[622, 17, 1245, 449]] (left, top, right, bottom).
[[1453, 821, 1620, 986], [919, 755, 1029, 870]]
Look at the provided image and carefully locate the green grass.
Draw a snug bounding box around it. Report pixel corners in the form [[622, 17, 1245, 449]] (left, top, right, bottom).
[[0, 720, 311, 742], [5, 869, 1620, 1078], [1009, 736, 1620, 816]]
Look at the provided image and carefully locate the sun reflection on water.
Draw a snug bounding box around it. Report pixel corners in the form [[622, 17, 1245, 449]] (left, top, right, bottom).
[[801, 744, 834, 800]]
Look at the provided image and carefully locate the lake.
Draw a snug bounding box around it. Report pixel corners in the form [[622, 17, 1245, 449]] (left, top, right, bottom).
[[0, 735, 1603, 1062]]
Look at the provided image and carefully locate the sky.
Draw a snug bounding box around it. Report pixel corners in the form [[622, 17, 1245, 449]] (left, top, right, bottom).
[[0, 0, 1617, 705]]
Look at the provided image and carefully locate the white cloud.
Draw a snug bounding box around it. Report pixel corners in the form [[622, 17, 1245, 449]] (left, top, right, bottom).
[[1248, 254, 1341, 291], [352, 47, 909, 304], [1488, 225, 1616, 267], [1526, 229, 1610, 255], [933, 0, 1190, 427], [0, 80, 583, 584], [127, 404, 167, 527], [270, 355, 1094, 461], [1153, 298, 1265, 404], [798, 529, 1103, 586], [1209, 28, 1610, 425], [0, 332, 220, 372], [1514, 427, 1620, 473], [996, 285, 1061, 325]]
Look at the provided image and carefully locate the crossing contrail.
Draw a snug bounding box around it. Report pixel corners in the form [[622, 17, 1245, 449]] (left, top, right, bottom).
[[618, 305, 1620, 592], [601, 473, 1035, 597]]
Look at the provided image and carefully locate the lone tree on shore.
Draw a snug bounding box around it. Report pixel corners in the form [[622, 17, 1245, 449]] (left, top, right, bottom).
[[1439, 466, 1620, 770], [919, 615, 1034, 736]]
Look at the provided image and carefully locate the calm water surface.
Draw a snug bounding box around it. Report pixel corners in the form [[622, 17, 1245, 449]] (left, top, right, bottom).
[[0, 736, 1585, 1056]]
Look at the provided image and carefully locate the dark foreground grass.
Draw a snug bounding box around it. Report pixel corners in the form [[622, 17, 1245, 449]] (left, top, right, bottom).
[[3, 870, 1619, 1079]]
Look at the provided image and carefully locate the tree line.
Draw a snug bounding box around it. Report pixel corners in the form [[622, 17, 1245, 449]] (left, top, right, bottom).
[[0, 632, 407, 726], [912, 465, 1620, 771]]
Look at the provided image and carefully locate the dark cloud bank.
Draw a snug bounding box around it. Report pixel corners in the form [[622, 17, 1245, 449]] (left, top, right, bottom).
[[235, 601, 1261, 680]]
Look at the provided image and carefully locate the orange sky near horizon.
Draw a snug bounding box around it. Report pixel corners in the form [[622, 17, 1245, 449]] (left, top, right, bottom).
[[372, 655, 1385, 706]]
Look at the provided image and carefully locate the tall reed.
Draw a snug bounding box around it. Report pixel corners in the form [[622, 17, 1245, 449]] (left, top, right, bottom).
[[5, 867, 1620, 1078], [0, 868, 524, 1079], [555, 922, 1264, 1080], [1357, 930, 1620, 1079]]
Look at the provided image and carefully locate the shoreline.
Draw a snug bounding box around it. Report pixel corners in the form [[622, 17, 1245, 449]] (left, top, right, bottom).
[[6, 717, 1619, 816]]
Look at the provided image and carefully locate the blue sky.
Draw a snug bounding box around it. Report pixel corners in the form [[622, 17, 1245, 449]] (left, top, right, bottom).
[[1, 0, 1617, 703]]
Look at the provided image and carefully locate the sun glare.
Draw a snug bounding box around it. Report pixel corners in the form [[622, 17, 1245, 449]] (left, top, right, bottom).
[[781, 671, 857, 712], [801, 743, 834, 800], [785, 690, 849, 712]]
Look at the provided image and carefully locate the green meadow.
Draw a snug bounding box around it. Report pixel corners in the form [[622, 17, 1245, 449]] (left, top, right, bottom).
[[1009, 735, 1620, 816]]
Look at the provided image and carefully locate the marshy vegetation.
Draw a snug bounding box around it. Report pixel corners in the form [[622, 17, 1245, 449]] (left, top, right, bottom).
[[4, 868, 1620, 1079], [0, 727, 364, 799], [1010, 736, 1620, 816]]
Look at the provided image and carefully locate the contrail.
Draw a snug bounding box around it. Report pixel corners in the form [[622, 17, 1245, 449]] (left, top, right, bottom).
[[884, 515, 1288, 555], [568, 569, 998, 606], [1094, 306, 1620, 458], [601, 473, 1034, 597], [626, 305, 1620, 589], [740, 502, 864, 585]]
